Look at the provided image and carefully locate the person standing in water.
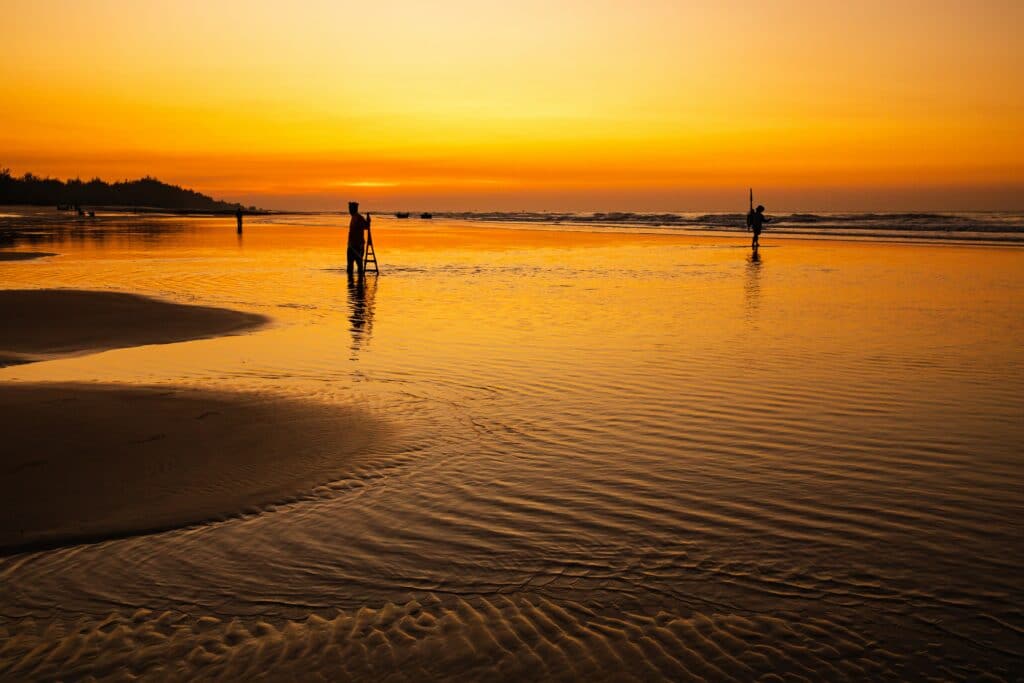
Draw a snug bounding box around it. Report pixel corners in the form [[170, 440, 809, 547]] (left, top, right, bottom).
[[347, 201, 370, 276], [748, 204, 770, 252], [235, 206, 244, 234]]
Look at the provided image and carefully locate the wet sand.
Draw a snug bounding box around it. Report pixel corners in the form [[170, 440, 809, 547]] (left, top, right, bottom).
[[0, 383, 380, 553], [0, 251, 56, 261], [0, 288, 377, 552], [0, 289, 267, 366], [0, 213, 1021, 681], [0, 597, 910, 681]]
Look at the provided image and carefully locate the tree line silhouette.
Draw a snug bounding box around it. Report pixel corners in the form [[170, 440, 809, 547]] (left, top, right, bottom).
[[0, 169, 251, 212]]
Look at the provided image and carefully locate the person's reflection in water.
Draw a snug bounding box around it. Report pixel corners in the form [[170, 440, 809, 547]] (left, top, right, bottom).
[[744, 251, 762, 320], [347, 272, 376, 359]]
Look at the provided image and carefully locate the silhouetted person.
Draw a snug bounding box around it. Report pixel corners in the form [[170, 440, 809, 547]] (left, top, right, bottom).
[[748, 204, 770, 252], [235, 206, 243, 234], [347, 201, 370, 276]]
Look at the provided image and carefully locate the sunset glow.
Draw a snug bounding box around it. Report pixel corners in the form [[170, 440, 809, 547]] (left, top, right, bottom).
[[3, 0, 1022, 210]]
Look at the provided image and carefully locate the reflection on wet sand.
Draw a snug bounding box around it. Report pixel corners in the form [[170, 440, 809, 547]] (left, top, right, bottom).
[[744, 251, 762, 319], [347, 273, 377, 358]]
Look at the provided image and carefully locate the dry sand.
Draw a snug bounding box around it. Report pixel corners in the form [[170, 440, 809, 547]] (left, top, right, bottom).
[[0, 383, 380, 552], [0, 289, 268, 366]]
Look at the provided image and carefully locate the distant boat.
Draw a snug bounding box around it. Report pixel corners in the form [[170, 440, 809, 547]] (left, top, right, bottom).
[[420, 212, 433, 219], [395, 212, 410, 218]]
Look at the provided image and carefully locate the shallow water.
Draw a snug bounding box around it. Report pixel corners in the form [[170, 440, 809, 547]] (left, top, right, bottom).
[[1, 210, 1023, 680]]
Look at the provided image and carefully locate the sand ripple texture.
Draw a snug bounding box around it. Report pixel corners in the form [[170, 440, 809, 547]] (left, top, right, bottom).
[[1, 211, 1023, 681]]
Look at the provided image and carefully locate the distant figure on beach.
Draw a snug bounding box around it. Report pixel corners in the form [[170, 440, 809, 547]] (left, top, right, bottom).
[[747, 205, 770, 252], [347, 201, 370, 275], [235, 206, 243, 234]]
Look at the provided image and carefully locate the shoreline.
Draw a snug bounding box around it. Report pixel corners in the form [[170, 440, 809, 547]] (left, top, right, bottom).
[[4, 205, 1022, 245]]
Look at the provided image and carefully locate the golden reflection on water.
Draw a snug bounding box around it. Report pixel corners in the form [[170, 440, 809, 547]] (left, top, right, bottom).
[[2, 212, 1022, 459], [3, 212, 1022, 457]]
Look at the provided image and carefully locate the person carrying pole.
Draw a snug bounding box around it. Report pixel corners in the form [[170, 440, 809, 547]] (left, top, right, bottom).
[[746, 189, 770, 253]]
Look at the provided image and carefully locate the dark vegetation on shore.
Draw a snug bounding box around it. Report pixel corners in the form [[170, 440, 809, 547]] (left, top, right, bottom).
[[0, 168, 258, 212]]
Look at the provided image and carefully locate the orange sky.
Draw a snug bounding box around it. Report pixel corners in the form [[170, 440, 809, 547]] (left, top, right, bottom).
[[2, 0, 1022, 211]]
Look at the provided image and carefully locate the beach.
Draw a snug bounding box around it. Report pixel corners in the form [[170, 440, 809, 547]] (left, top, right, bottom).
[[0, 209, 1022, 680]]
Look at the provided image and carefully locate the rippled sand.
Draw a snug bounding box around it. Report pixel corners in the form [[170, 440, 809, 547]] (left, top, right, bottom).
[[0, 211, 1022, 680]]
